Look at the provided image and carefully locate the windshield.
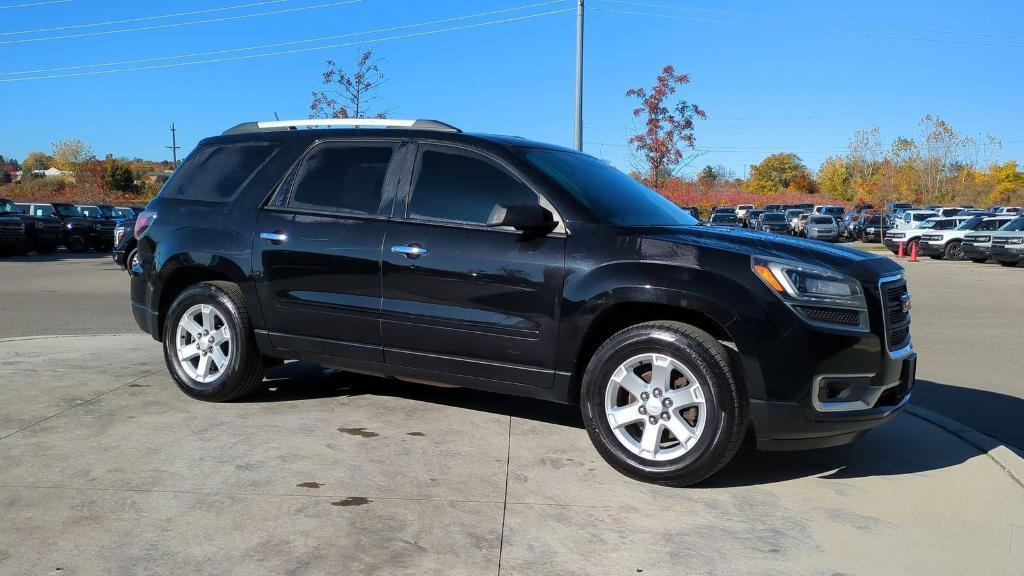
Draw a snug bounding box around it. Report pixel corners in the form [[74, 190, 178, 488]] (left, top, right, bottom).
[[810, 216, 834, 225], [956, 218, 983, 231], [52, 203, 84, 217], [710, 214, 739, 224], [822, 207, 844, 216], [517, 148, 697, 226], [749, 210, 764, 219], [1000, 218, 1024, 232], [865, 216, 883, 225], [0, 200, 18, 214], [761, 213, 785, 222], [918, 219, 938, 229], [784, 210, 803, 218]]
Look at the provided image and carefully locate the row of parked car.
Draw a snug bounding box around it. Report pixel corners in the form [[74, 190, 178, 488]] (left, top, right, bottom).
[[883, 211, 1024, 267], [704, 203, 856, 242], [0, 198, 143, 257]]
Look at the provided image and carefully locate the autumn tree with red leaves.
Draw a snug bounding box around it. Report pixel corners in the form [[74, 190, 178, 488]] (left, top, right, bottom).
[[310, 49, 391, 119], [626, 66, 706, 189]]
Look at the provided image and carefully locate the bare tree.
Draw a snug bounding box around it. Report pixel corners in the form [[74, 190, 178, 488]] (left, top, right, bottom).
[[310, 49, 392, 119]]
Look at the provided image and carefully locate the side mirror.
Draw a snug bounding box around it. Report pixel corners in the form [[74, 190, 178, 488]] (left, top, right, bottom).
[[487, 204, 556, 233]]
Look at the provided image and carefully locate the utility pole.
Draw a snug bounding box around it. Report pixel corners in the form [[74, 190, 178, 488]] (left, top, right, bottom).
[[166, 123, 181, 169], [574, 0, 584, 151]]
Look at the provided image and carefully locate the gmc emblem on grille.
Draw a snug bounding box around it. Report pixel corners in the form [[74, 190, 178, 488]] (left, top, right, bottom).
[[901, 293, 912, 313]]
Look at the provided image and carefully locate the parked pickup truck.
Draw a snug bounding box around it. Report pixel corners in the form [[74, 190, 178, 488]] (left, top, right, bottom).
[[129, 118, 916, 487]]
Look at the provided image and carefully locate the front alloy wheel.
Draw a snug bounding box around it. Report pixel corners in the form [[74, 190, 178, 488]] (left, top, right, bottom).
[[581, 321, 747, 487], [604, 353, 707, 461], [175, 304, 232, 386]]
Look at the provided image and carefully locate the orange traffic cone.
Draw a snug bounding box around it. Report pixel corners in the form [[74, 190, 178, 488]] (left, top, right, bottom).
[[897, 241, 905, 258], [909, 241, 918, 262]]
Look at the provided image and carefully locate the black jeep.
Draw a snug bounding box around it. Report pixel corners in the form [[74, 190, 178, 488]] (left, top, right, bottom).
[[130, 119, 916, 486], [48, 203, 116, 252], [0, 197, 63, 254], [0, 210, 26, 256]]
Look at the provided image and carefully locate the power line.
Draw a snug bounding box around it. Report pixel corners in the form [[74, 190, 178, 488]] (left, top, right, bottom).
[[0, 0, 287, 36], [0, 0, 566, 77], [593, 7, 1024, 50], [0, 0, 69, 8], [0, 7, 574, 82], [0, 0, 362, 45], [597, 0, 1022, 40]]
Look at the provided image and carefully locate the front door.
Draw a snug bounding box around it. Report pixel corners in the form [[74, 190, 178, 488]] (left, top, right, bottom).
[[381, 143, 566, 387], [253, 140, 403, 362]]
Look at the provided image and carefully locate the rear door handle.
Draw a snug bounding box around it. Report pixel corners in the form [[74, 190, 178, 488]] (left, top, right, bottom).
[[260, 231, 288, 244], [391, 244, 428, 258]]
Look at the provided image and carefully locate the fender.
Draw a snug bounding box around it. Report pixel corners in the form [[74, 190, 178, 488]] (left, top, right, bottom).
[[557, 260, 775, 400]]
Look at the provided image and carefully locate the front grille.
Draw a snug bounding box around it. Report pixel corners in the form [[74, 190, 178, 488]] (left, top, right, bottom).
[[880, 278, 911, 352], [796, 305, 861, 326], [0, 223, 23, 233], [992, 238, 1009, 245], [964, 235, 989, 243]]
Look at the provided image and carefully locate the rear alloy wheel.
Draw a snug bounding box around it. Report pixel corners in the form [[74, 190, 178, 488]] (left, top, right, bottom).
[[163, 281, 265, 401], [126, 247, 139, 272], [581, 321, 746, 487], [944, 241, 964, 261]]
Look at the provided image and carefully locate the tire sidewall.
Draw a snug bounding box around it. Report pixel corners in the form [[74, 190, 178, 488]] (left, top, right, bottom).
[[163, 283, 248, 400], [582, 329, 732, 477]]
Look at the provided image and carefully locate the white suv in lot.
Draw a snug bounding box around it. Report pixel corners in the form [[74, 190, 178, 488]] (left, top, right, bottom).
[[896, 210, 939, 230], [989, 217, 1024, 267], [918, 216, 1015, 261], [883, 216, 968, 255]]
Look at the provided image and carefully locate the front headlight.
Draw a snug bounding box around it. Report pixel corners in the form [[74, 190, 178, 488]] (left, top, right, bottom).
[[1010, 237, 1024, 245], [752, 256, 867, 311]]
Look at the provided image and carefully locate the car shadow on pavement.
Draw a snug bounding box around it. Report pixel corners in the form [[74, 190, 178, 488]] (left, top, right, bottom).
[[246, 365, 1016, 487], [7, 251, 115, 263]]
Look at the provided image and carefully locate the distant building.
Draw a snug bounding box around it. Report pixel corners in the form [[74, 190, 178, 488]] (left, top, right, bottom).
[[144, 170, 174, 183]]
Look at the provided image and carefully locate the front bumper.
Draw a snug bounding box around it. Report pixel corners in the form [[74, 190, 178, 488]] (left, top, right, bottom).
[[0, 233, 25, 245], [991, 245, 1024, 263], [883, 238, 906, 253], [961, 242, 991, 260], [918, 242, 945, 256], [752, 352, 916, 450], [806, 230, 839, 241]]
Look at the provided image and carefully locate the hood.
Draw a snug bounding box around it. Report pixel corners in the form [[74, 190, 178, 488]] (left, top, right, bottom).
[[60, 216, 98, 227], [641, 225, 903, 283], [0, 215, 22, 225]]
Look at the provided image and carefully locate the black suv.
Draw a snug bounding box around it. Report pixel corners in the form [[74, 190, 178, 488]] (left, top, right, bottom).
[[0, 210, 26, 256], [0, 198, 63, 254], [45, 203, 116, 252], [130, 119, 916, 486]]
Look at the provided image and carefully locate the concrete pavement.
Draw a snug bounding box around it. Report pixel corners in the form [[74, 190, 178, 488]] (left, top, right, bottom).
[[1, 334, 1021, 575]]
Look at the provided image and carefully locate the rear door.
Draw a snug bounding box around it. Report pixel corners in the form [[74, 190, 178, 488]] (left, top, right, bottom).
[[380, 143, 566, 388], [253, 139, 406, 362]]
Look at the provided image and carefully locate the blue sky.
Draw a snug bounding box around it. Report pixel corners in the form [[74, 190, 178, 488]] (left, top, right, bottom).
[[1, 0, 1022, 176]]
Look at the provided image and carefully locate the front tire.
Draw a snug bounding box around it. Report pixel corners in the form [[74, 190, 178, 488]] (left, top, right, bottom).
[[580, 321, 747, 487], [66, 233, 88, 253], [163, 281, 265, 402], [944, 241, 963, 261]]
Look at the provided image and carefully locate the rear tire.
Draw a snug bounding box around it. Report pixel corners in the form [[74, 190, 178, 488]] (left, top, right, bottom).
[[163, 281, 265, 402], [125, 247, 139, 272], [580, 321, 747, 487]]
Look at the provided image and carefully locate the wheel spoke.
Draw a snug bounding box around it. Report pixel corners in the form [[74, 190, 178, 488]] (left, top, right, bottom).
[[664, 385, 703, 408], [214, 326, 231, 345], [650, 354, 673, 388], [201, 305, 215, 331], [606, 403, 644, 430], [612, 368, 649, 399], [211, 348, 228, 370], [665, 417, 697, 446], [177, 346, 200, 362], [639, 422, 661, 457], [181, 317, 202, 336], [196, 353, 212, 379]]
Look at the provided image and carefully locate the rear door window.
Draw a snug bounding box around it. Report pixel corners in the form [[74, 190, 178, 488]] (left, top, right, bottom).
[[160, 142, 278, 201], [408, 147, 538, 226], [287, 143, 395, 215]]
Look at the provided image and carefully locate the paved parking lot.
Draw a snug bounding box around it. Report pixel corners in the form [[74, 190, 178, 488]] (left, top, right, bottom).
[[1, 248, 1021, 575]]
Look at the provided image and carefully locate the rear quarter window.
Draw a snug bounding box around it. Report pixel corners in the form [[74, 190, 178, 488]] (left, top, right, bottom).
[[160, 142, 279, 202]]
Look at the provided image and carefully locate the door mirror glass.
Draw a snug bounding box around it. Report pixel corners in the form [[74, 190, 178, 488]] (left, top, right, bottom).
[[487, 204, 555, 232]]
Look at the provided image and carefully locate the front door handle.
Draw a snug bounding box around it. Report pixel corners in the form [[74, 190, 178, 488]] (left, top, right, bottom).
[[391, 244, 429, 258], [260, 231, 288, 244]]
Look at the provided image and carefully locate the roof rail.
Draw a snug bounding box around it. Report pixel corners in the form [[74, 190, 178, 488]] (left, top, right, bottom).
[[222, 118, 460, 135]]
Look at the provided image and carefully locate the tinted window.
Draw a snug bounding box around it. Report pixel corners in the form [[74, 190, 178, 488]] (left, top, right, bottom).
[[934, 219, 957, 230], [289, 144, 393, 214], [810, 216, 833, 224], [762, 213, 785, 222], [30, 205, 53, 217], [1001, 218, 1024, 232], [410, 149, 538, 225], [160, 142, 278, 201], [711, 214, 738, 223], [978, 219, 1008, 231], [516, 148, 697, 226]]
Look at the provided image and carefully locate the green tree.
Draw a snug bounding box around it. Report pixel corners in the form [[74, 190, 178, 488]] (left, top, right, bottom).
[[22, 150, 52, 173], [745, 153, 813, 194], [103, 156, 136, 193], [816, 156, 851, 200]]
